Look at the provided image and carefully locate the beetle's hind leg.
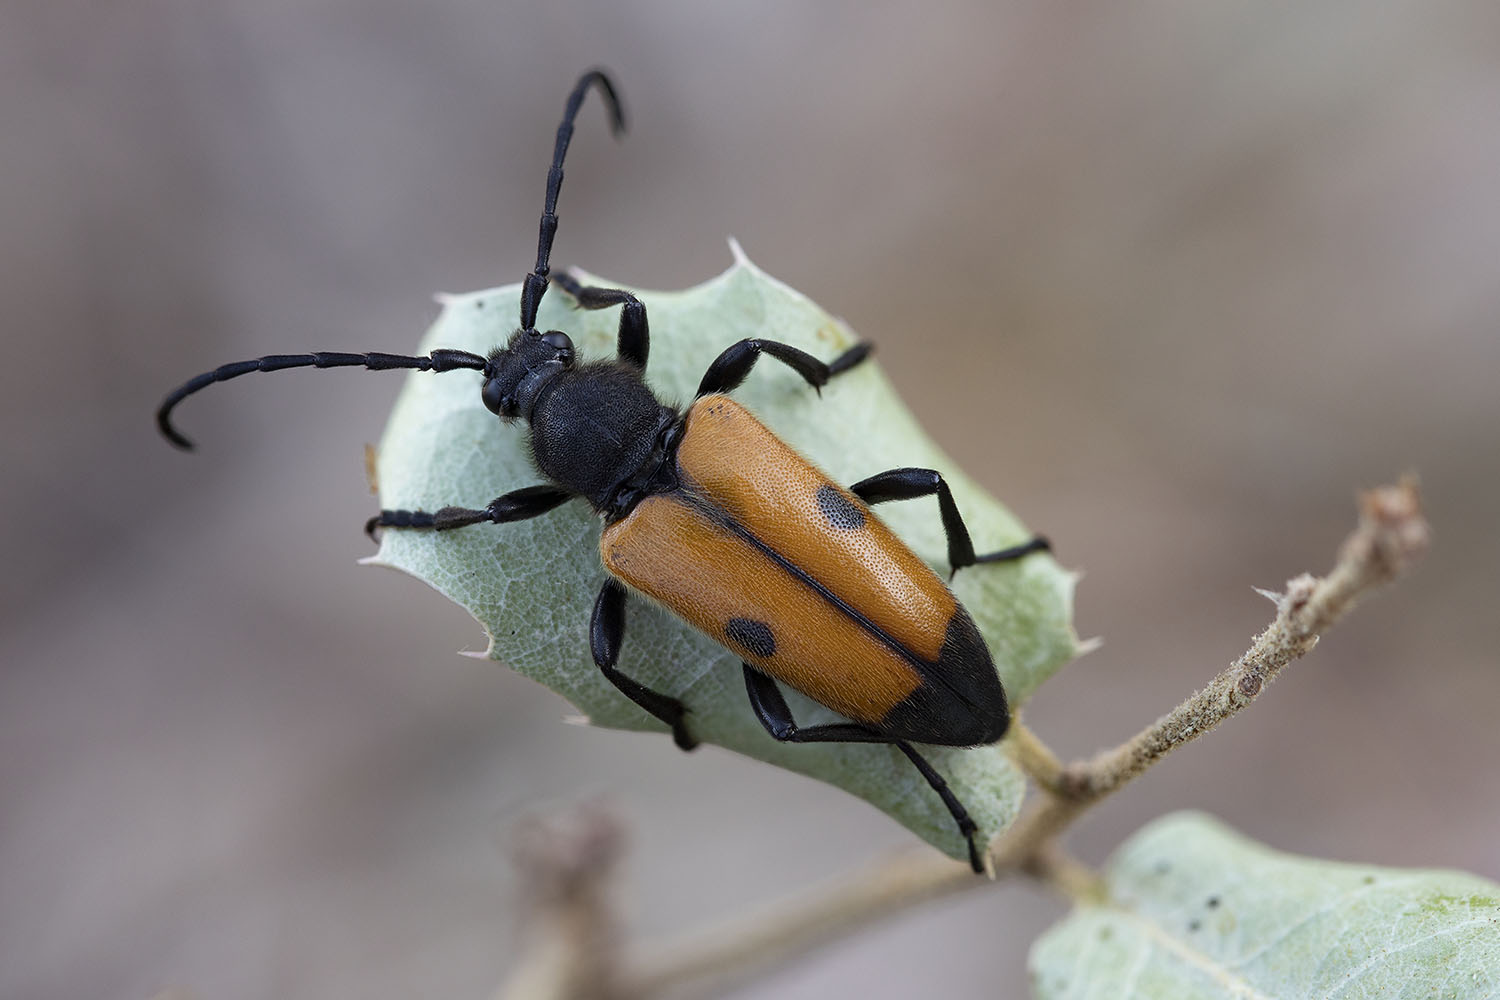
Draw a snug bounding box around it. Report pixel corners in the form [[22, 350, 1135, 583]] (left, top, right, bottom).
[[742, 664, 984, 873], [592, 580, 698, 751], [551, 271, 650, 371], [365, 484, 573, 540], [849, 468, 1050, 578]]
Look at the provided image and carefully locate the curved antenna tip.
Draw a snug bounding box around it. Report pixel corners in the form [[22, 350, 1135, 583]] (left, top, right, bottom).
[[157, 411, 196, 451], [583, 67, 627, 136]]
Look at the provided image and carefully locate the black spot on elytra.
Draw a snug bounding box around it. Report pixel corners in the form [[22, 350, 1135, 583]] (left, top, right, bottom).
[[725, 618, 776, 658], [816, 484, 865, 530]]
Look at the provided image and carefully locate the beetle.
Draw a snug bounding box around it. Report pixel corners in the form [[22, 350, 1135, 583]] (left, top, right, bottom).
[[157, 70, 1051, 872]]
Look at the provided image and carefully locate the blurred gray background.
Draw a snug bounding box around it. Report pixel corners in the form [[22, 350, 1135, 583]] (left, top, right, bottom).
[[4, 2, 1498, 997]]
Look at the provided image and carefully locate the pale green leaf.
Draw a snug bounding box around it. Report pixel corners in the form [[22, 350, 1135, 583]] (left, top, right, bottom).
[[1031, 811, 1500, 999], [367, 251, 1079, 861]]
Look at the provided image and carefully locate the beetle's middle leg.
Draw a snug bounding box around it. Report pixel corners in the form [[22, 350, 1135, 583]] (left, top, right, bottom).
[[366, 484, 573, 540], [849, 468, 1050, 578], [742, 663, 984, 872], [592, 579, 698, 751]]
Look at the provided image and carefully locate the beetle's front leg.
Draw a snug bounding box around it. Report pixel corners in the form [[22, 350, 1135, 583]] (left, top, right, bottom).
[[551, 270, 650, 371], [695, 338, 870, 398], [365, 484, 573, 539]]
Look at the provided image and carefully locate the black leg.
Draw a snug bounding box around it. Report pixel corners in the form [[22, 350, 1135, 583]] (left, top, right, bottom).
[[365, 484, 573, 539], [551, 271, 650, 370], [889, 742, 985, 874], [696, 338, 871, 399], [743, 664, 893, 745], [826, 342, 872, 376], [592, 580, 697, 751], [849, 468, 1050, 577], [742, 664, 984, 872]]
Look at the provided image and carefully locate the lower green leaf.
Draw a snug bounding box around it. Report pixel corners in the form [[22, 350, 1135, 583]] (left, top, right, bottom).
[[1032, 811, 1500, 999], [367, 252, 1080, 862]]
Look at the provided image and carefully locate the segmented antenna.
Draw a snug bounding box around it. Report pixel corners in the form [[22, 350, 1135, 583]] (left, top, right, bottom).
[[156, 70, 627, 452], [156, 349, 488, 450], [518, 69, 627, 332]]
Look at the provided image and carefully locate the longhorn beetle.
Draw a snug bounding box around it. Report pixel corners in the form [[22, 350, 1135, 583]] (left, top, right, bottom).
[[157, 70, 1051, 872]]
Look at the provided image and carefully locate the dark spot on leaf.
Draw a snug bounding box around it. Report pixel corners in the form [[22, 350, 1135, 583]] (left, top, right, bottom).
[[1188, 919, 1201, 932], [1206, 896, 1220, 909]]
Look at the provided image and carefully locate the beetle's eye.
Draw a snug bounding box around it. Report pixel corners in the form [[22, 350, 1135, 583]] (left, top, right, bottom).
[[541, 330, 574, 357], [482, 378, 505, 415]]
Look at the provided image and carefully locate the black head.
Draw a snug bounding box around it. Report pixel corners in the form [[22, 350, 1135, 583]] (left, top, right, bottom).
[[481, 328, 577, 421]]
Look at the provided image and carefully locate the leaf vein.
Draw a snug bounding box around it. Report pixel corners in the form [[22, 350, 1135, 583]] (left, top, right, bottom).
[[1323, 913, 1500, 998], [1109, 905, 1279, 1000]]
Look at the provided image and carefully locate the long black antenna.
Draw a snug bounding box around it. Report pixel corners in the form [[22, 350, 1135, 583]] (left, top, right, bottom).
[[157, 71, 625, 452], [518, 69, 626, 332], [156, 349, 488, 450]]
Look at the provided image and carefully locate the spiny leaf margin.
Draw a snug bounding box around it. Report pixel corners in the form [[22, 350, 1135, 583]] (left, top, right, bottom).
[[367, 251, 1080, 861]]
